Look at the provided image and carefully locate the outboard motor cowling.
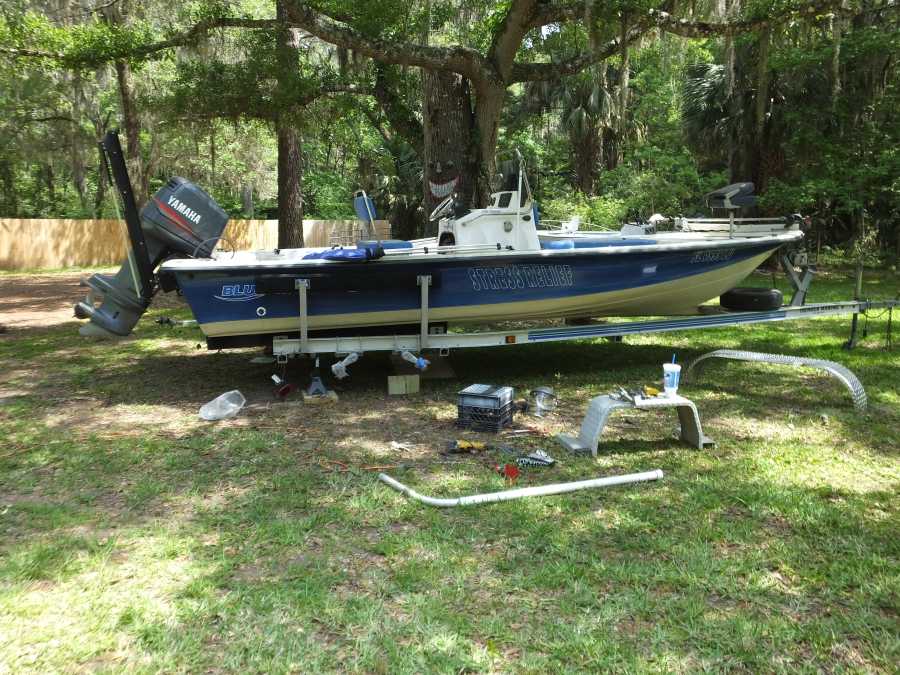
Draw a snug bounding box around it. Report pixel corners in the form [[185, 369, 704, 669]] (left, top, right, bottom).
[[76, 136, 229, 337], [142, 177, 229, 259]]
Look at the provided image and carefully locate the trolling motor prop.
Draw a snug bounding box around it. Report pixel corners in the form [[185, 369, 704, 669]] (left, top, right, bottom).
[[75, 132, 229, 337]]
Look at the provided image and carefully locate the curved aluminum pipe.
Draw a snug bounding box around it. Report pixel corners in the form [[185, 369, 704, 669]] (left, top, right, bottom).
[[684, 349, 867, 411]]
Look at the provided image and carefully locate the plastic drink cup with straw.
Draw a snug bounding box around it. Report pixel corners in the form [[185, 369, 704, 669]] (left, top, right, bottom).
[[663, 354, 681, 397]]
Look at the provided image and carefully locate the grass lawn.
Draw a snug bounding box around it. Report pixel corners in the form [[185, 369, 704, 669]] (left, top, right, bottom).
[[1, 266, 898, 673]]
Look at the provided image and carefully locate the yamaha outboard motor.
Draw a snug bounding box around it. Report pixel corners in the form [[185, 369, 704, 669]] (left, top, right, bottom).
[[75, 132, 228, 337]]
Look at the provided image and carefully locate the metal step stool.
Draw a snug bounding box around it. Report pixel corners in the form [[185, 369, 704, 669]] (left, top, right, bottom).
[[557, 393, 714, 457]]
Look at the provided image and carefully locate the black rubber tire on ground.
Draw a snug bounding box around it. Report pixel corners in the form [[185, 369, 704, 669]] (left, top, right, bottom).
[[720, 287, 784, 311]]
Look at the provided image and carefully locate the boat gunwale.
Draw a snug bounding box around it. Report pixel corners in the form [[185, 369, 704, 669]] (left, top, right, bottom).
[[159, 230, 802, 273]]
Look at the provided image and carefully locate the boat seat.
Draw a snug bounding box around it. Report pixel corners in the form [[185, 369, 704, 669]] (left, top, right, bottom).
[[540, 238, 655, 250], [541, 240, 574, 250], [574, 238, 655, 248], [705, 182, 757, 209]]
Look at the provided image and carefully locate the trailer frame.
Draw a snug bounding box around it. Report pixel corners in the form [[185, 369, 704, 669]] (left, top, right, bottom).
[[270, 273, 896, 359]]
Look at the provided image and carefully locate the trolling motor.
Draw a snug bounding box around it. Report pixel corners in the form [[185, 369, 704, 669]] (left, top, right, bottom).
[[74, 131, 229, 337]]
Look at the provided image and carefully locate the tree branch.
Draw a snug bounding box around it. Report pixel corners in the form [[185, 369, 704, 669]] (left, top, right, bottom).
[[18, 114, 78, 124], [372, 66, 423, 156], [510, 22, 646, 82], [0, 47, 65, 58], [648, 0, 854, 38], [512, 0, 865, 82], [0, 18, 278, 64], [282, 1, 485, 80], [488, 0, 539, 79], [360, 107, 393, 147], [120, 18, 278, 61], [529, 1, 582, 28]]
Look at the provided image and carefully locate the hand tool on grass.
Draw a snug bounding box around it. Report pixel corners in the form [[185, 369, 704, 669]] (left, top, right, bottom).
[[443, 439, 517, 455]]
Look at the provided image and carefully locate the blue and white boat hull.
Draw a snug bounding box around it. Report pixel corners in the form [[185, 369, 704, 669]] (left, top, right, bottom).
[[160, 235, 795, 341]]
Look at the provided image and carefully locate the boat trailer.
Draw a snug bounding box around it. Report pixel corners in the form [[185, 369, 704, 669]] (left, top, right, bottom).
[[85, 132, 896, 374], [267, 272, 896, 380]]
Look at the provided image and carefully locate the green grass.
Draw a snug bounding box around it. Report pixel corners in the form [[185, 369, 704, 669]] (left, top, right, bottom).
[[1, 266, 898, 673]]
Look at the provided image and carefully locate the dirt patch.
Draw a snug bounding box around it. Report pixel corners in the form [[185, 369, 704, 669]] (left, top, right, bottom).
[[0, 271, 185, 331], [41, 398, 209, 440], [0, 271, 106, 330]]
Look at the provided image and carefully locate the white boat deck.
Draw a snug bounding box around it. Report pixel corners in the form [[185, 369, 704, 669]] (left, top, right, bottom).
[[161, 229, 802, 271]]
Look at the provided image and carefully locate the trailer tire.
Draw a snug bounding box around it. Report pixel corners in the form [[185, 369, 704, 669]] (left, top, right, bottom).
[[720, 287, 783, 311]]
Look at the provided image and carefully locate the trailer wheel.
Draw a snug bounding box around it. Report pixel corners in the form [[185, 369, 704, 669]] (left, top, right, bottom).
[[720, 287, 783, 311]]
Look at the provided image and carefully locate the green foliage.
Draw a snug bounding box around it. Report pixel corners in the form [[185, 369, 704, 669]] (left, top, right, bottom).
[[541, 153, 726, 228], [303, 169, 355, 219], [0, 0, 896, 259], [540, 192, 626, 229], [601, 151, 726, 217], [64, 22, 157, 66]]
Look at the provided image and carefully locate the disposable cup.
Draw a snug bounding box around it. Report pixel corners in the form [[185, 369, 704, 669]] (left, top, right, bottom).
[[663, 363, 681, 396]]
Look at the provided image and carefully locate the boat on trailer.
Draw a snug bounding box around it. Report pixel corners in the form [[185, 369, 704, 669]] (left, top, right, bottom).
[[76, 135, 808, 355]]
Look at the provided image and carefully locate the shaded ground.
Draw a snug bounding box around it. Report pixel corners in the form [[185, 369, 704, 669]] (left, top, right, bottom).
[[0, 271, 92, 331], [0, 270, 184, 331], [0, 266, 898, 673]]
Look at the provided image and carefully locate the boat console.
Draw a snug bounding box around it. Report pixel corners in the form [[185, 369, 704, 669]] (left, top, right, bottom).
[[435, 153, 541, 251], [705, 182, 758, 210]]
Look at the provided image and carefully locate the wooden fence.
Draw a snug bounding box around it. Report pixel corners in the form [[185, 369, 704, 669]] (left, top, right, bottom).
[[0, 218, 390, 271]]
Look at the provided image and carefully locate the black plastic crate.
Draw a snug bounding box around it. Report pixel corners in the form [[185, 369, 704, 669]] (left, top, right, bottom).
[[456, 401, 515, 432], [457, 384, 514, 408]]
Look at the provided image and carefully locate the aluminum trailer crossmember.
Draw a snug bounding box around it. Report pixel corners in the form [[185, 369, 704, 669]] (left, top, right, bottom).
[[271, 274, 897, 358]]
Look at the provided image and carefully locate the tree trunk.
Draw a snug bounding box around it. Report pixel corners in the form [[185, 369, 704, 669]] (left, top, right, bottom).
[[751, 26, 771, 190], [91, 110, 111, 218], [69, 71, 89, 214], [473, 79, 506, 206], [70, 136, 88, 214], [754, 27, 770, 141], [276, 124, 304, 248], [209, 121, 216, 187], [830, 3, 846, 114], [94, 143, 107, 217], [616, 18, 631, 166], [391, 202, 420, 241], [45, 163, 56, 210], [602, 127, 618, 171], [0, 159, 15, 216], [423, 69, 479, 224], [275, 0, 304, 248], [241, 183, 254, 218], [571, 125, 599, 194], [114, 59, 147, 206]]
